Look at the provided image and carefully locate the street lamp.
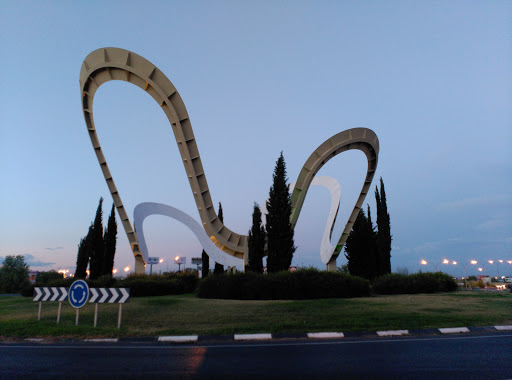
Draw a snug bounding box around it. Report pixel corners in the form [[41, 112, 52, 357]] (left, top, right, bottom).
[[421, 259, 439, 272], [497, 260, 503, 278]]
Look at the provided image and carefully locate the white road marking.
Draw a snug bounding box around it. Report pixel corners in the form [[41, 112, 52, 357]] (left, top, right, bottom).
[[158, 336, 198, 342], [439, 327, 470, 334], [377, 330, 409, 337], [234, 334, 272, 341], [307, 332, 345, 339]]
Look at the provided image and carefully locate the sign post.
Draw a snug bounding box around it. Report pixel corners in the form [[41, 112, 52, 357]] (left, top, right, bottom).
[[174, 256, 186, 272], [68, 280, 90, 326], [89, 288, 130, 329], [148, 257, 159, 275], [33, 287, 68, 324]]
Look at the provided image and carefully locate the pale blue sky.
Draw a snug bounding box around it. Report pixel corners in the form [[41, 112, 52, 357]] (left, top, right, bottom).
[[1, 1, 511, 278]]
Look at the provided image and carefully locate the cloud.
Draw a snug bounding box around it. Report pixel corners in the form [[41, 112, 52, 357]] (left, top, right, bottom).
[[45, 246, 64, 251], [476, 219, 505, 231], [23, 254, 56, 267], [436, 194, 510, 211], [412, 241, 440, 253]]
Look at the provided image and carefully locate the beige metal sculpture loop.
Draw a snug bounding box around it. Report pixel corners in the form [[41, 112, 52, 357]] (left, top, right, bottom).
[[79, 47, 378, 273]]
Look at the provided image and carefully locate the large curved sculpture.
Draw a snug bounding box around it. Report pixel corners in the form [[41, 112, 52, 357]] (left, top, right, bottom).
[[79, 47, 378, 272]]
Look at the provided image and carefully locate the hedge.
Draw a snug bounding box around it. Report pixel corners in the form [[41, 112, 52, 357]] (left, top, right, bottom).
[[21, 272, 198, 297], [372, 272, 458, 295], [197, 269, 370, 300]]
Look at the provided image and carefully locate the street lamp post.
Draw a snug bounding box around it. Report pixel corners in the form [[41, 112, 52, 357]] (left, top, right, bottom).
[[421, 259, 439, 272]]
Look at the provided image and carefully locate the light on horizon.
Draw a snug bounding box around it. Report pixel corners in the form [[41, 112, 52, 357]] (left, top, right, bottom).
[[470, 260, 477, 265], [488, 260, 494, 264], [478, 268, 483, 272], [452, 261, 457, 265], [113, 269, 118, 274], [421, 260, 427, 265], [124, 266, 130, 272]]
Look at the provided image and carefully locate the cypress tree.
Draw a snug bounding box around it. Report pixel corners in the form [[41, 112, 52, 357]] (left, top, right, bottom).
[[88, 198, 105, 280], [266, 152, 296, 273], [344, 208, 378, 280], [375, 177, 392, 275], [103, 203, 117, 277], [367, 204, 379, 277], [247, 203, 265, 273], [214, 202, 225, 274], [201, 250, 209, 277], [74, 234, 90, 278]]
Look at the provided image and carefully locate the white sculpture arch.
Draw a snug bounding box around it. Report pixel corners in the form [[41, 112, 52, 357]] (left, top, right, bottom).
[[133, 202, 243, 270]]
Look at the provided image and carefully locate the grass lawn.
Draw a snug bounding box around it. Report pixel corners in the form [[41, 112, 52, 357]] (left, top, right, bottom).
[[1, 291, 510, 338]]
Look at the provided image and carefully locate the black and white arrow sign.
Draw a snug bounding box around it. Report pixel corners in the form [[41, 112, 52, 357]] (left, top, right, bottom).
[[89, 288, 130, 303], [33, 287, 68, 302]]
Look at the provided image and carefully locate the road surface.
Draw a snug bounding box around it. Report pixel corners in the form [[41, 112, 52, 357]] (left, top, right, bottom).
[[1, 333, 511, 378]]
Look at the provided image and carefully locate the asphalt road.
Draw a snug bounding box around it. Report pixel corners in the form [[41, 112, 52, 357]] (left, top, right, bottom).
[[1, 333, 511, 379]]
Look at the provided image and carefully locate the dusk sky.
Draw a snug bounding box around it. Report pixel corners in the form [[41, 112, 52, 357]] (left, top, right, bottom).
[[1, 1, 511, 278]]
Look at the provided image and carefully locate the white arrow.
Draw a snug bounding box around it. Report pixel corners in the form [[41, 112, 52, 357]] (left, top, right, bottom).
[[108, 289, 119, 303], [119, 288, 129, 303], [99, 288, 109, 303], [43, 287, 51, 301], [50, 288, 59, 301], [34, 287, 42, 301], [89, 288, 99, 303], [59, 287, 68, 301]]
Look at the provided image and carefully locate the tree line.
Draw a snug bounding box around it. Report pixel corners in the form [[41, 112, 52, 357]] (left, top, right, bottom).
[[344, 178, 392, 281], [202, 153, 391, 279]]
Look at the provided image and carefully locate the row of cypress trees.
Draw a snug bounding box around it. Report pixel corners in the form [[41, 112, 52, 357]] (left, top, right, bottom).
[[201, 152, 296, 276], [344, 178, 392, 281], [247, 152, 295, 273], [74, 198, 118, 280], [201, 155, 391, 278]]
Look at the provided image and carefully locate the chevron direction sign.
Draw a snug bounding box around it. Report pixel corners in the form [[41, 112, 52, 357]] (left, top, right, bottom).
[[89, 288, 130, 303], [33, 287, 68, 302], [33, 287, 69, 323]]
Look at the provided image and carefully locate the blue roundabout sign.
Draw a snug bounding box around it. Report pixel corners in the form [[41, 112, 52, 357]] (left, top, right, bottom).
[[68, 280, 89, 308]]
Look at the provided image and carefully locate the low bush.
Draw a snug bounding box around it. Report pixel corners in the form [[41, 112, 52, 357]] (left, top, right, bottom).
[[372, 272, 458, 295], [21, 272, 198, 297], [197, 268, 370, 299], [115, 272, 198, 297]]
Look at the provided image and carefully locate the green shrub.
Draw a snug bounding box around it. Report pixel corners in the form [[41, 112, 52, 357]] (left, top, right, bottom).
[[115, 272, 198, 297], [35, 270, 64, 284], [372, 272, 457, 294], [22, 273, 198, 298], [197, 268, 370, 299]]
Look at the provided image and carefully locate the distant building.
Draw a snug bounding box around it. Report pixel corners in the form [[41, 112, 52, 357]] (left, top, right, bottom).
[[28, 270, 39, 284], [477, 275, 491, 285]]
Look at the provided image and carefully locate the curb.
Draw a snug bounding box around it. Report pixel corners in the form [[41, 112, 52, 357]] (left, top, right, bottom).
[[13, 325, 512, 345]]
